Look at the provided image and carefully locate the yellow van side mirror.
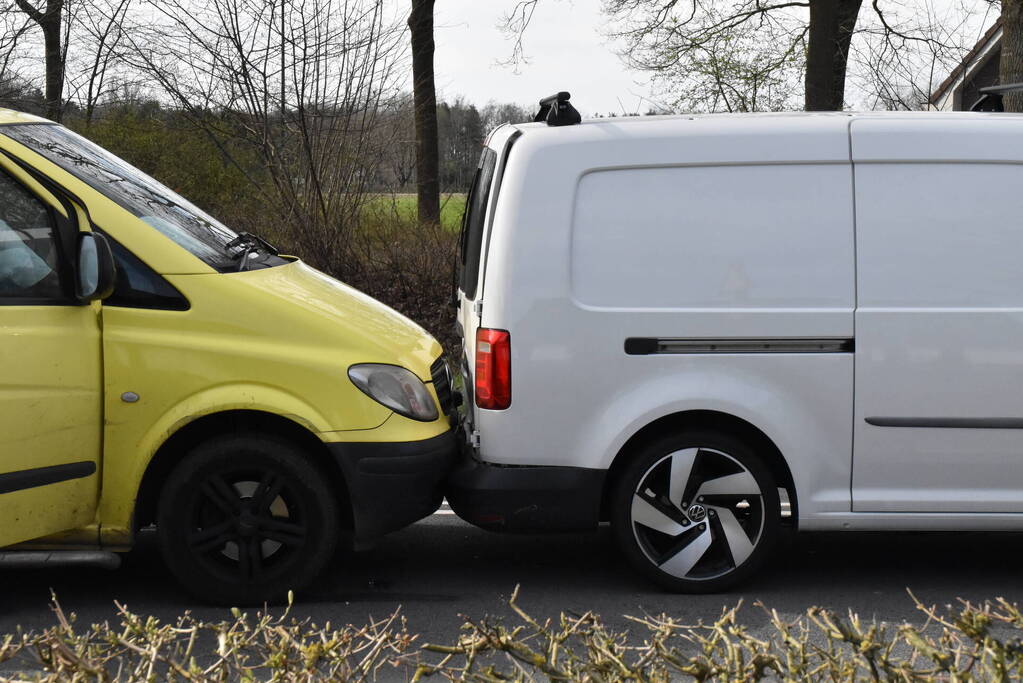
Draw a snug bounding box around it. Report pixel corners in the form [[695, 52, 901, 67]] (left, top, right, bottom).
[[77, 232, 116, 302]]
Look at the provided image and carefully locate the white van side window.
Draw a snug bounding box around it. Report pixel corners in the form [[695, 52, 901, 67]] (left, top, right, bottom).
[[570, 165, 853, 310]]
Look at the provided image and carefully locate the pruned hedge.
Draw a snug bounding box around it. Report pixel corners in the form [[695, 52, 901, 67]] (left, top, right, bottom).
[[3, 587, 1022, 681]]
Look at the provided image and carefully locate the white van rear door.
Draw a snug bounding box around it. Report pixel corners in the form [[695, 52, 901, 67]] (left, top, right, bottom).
[[455, 125, 518, 437], [851, 117, 1023, 512]]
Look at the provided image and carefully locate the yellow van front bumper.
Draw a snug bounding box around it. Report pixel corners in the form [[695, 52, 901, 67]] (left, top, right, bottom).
[[327, 430, 458, 539]]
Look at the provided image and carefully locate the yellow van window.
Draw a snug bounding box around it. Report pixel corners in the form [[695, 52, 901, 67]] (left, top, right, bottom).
[[0, 169, 64, 300]]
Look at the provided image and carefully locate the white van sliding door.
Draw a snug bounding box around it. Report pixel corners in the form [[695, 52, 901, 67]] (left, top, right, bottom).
[[852, 118, 1023, 512]]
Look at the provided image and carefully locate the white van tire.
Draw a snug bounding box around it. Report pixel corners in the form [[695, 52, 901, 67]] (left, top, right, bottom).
[[611, 431, 780, 593], [157, 434, 339, 605]]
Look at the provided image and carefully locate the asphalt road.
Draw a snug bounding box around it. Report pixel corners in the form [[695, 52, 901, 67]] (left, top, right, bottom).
[[2, 510, 1022, 656]]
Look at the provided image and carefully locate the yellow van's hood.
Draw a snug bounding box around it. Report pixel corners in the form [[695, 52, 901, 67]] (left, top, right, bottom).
[[229, 260, 443, 380]]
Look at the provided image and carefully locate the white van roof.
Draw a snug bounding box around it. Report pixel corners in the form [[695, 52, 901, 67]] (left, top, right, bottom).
[[513, 109, 1023, 132], [492, 111, 1023, 166]]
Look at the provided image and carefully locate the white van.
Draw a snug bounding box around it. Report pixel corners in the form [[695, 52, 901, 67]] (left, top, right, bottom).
[[446, 95, 1023, 592]]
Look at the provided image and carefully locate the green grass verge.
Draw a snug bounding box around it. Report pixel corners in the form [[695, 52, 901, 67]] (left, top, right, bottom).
[[363, 193, 466, 232]]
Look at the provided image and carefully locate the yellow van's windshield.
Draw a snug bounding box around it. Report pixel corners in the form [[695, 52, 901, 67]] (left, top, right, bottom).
[[3, 123, 282, 272]]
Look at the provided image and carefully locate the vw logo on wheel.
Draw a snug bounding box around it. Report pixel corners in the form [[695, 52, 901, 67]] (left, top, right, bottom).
[[687, 503, 707, 522]]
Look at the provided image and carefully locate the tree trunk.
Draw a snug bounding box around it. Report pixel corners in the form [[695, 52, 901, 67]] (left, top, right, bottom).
[[804, 0, 862, 111], [1001, 0, 1023, 112], [14, 0, 64, 121], [408, 0, 440, 226], [41, 0, 63, 122]]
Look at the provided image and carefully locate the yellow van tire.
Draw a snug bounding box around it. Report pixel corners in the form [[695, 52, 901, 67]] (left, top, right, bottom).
[[156, 434, 339, 605]]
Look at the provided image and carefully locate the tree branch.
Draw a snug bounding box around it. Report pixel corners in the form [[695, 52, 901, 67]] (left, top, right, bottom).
[[13, 0, 45, 25]]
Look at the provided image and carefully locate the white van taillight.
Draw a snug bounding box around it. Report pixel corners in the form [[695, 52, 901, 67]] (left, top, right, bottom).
[[475, 328, 511, 410]]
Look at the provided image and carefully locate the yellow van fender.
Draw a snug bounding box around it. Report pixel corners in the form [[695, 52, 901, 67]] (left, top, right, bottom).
[[151, 382, 333, 440], [99, 382, 369, 541]]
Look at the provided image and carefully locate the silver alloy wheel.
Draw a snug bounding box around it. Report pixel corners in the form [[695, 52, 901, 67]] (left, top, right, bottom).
[[630, 447, 765, 581]]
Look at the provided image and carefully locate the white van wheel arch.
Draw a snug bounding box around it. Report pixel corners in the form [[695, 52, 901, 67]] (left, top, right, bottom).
[[604, 411, 797, 528]]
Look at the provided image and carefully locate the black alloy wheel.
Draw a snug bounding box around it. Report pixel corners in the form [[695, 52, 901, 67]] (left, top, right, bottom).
[[157, 434, 339, 605]]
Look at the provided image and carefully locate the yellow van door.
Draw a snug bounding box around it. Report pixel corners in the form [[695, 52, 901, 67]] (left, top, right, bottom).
[[0, 162, 101, 547]]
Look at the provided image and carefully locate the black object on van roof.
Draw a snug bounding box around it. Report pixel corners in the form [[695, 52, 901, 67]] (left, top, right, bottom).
[[970, 82, 1023, 112], [534, 92, 582, 127]]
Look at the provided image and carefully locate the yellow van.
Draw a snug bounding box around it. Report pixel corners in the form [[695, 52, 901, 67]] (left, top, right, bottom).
[[0, 109, 457, 604]]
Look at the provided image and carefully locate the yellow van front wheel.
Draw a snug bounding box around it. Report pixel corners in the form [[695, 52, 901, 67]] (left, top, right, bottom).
[[156, 434, 339, 605]]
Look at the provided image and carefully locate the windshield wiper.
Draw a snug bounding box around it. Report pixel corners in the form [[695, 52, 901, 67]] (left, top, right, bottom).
[[225, 232, 279, 271]]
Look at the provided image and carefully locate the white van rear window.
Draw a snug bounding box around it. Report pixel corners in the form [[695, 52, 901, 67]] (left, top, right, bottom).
[[458, 149, 497, 300]]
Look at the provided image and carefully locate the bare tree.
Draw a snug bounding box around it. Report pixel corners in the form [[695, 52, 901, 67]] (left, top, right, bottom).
[[849, 0, 982, 110], [481, 101, 530, 129], [504, 0, 971, 112], [2, 0, 135, 119], [804, 0, 862, 110], [604, 2, 806, 112], [378, 93, 418, 190], [0, 12, 36, 112], [11, 0, 65, 120], [122, 0, 405, 277], [409, 0, 440, 226], [68, 0, 132, 124], [1002, 0, 1023, 111]]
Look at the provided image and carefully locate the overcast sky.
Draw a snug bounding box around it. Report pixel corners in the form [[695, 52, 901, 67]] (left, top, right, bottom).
[[425, 0, 1000, 116], [431, 1, 655, 116]]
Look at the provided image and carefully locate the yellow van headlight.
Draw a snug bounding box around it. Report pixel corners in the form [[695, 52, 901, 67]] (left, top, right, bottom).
[[348, 364, 439, 422]]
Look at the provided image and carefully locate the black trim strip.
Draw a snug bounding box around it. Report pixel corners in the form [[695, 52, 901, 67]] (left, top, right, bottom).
[[0, 461, 97, 495], [625, 337, 854, 355], [865, 417, 1023, 429]]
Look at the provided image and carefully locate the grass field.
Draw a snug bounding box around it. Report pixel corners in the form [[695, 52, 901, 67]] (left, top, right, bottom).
[[363, 193, 466, 232]]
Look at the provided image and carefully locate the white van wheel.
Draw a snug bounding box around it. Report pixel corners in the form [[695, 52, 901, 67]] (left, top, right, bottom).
[[611, 431, 780, 592]]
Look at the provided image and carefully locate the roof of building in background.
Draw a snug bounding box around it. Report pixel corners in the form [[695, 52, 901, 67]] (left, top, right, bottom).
[[930, 18, 1003, 109]]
